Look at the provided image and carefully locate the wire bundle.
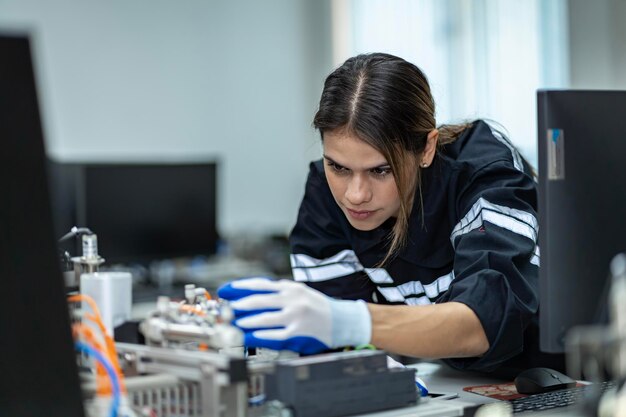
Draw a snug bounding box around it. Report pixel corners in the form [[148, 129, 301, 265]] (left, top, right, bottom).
[[68, 294, 127, 417]]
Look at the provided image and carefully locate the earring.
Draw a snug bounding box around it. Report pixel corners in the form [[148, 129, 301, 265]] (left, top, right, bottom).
[[421, 162, 429, 168]]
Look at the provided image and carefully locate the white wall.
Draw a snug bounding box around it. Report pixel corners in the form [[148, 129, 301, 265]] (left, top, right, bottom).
[[568, 0, 626, 89], [0, 0, 333, 236], [5, 0, 623, 240]]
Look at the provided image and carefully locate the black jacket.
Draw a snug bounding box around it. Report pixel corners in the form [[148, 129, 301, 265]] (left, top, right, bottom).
[[289, 120, 539, 372]]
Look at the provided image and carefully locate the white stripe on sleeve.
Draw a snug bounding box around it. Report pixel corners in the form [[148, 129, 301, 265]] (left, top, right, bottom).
[[530, 245, 540, 266], [490, 127, 524, 172], [376, 271, 455, 304], [450, 197, 538, 246], [290, 250, 364, 282], [364, 268, 394, 284]]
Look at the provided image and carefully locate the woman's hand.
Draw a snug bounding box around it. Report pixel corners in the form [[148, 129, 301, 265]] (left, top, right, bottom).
[[217, 277, 371, 354]]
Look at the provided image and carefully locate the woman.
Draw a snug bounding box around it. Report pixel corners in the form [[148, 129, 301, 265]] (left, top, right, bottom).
[[218, 53, 539, 372]]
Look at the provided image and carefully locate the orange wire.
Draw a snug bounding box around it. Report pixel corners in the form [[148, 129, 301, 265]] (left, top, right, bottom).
[[82, 312, 108, 338], [83, 313, 126, 393], [179, 305, 206, 316], [68, 294, 126, 393], [68, 295, 113, 360], [204, 290, 212, 301], [73, 323, 106, 359], [68, 294, 102, 319], [73, 323, 108, 394]]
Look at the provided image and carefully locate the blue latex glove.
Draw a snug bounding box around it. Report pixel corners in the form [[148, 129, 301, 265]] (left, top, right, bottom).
[[217, 277, 372, 354]]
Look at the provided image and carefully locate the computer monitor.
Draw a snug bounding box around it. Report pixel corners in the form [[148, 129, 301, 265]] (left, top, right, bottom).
[[538, 89, 626, 353], [0, 33, 85, 416], [49, 161, 219, 265]]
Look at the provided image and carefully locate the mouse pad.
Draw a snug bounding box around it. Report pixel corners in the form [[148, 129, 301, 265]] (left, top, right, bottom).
[[463, 382, 526, 401], [463, 382, 585, 401]]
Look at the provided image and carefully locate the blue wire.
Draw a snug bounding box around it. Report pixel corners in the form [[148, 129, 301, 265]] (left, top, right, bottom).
[[248, 393, 266, 406], [415, 379, 429, 397], [75, 342, 121, 417]]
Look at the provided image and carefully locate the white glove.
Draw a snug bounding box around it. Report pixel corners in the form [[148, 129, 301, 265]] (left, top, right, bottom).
[[217, 277, 371, 354]]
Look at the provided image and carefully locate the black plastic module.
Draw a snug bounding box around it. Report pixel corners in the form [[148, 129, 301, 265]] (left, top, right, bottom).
[[264, 350, 418, 417]]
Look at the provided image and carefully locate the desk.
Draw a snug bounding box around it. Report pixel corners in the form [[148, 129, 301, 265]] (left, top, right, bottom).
[[382, 361, 590, 417], [415, 362, 502, 405], [352, 362, 500, 417]]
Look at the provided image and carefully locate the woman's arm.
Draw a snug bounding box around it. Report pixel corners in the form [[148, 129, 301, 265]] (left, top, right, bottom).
[[368, 301, 489, 359]]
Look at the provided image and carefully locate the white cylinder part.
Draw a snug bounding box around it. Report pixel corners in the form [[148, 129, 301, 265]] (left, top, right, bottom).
[[82, 234, 99, 259]]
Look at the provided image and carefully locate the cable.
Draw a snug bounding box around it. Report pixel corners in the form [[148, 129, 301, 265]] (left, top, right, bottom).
[[72, 323, 128, 395], [73, 323, 109, 393], [76, 341, 121, 417], [69, 295, 126, 393], [415, 377, 429, 397], [59, 226, 93, 243], [179, 304, 207, 316], [68, 294, 103, 318]]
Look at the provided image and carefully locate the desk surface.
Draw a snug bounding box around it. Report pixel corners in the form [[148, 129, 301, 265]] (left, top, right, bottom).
[[404, 361, 589, 416]]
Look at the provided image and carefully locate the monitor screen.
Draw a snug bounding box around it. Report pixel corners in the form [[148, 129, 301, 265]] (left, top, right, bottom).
[[0, 33, 85, 417], [74, 162, 219, 265], [538, 89, 626, 353]]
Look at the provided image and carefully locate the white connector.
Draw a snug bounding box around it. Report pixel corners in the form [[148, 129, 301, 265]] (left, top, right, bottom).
[[84, 394, 137, 417]]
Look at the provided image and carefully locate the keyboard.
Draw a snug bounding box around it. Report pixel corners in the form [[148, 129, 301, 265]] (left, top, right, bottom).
[[510, 381, 614, 413]]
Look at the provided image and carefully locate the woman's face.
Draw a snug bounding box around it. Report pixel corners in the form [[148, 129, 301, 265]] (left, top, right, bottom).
[[323, 129, 401, 231]]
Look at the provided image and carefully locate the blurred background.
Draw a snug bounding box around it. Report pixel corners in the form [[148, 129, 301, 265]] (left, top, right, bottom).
[[1, 0, 625, 289]]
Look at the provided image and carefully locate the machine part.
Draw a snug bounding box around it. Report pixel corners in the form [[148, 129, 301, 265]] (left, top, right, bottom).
[[80, 271, 132, 335], [115, 342, 248, 417], [58, 226, 104, 287], [84, 394, 137, 417], [59, 226, 94, 243], [566, 253, 626, 383], [261, 350, 418, 417], [82, 233, 99, 259], [66, 231, 106, 287], [81, 371, 200, 417], [72, 233, 105, 273], [610, 253, 626, 378], [140, 287, 243, 351]]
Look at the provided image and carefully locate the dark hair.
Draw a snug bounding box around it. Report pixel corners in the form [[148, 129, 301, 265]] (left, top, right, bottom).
[[313, 53, 469, 264]]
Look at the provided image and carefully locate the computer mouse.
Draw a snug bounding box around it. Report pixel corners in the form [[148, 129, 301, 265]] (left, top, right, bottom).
[[514, 367, 577, 395]]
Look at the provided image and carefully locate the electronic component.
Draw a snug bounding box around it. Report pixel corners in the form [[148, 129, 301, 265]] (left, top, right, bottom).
[[262, 350, 418, 417], [139, 284, 243, 352], [114, 342, 248, 417], [58, 227, 106, 287]]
